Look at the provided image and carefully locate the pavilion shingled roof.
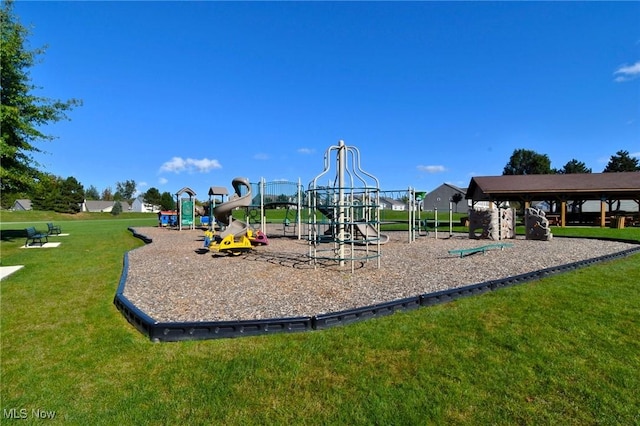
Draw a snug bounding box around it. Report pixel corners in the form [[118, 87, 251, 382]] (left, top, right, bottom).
[[466, 172, 640, 202]]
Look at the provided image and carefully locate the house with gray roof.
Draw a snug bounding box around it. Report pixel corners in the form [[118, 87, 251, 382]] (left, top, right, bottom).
[[82, 200, 131, 213], [11, 199, 32, 211], [423, 183, 468, 212]]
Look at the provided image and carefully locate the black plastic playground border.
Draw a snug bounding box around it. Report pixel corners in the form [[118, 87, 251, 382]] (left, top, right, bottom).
[[114, 227, 640, 342]]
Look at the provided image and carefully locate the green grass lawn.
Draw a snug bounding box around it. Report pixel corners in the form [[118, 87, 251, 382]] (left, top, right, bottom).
[[1, 212, 639, 424]]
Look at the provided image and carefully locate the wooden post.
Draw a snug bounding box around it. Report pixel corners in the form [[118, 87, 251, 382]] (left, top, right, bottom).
[[560, 200, 566, 228], [600, 200, 606, 228]]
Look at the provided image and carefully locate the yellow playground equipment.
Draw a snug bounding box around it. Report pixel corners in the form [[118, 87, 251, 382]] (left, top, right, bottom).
[[203, 229, 268, 256], [207, 233, 252, 256]]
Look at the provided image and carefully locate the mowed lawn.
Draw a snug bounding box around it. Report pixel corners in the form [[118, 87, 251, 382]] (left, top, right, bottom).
[[1, 212, 639, 424]]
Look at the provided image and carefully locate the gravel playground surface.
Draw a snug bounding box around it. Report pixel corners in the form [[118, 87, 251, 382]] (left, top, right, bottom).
[[123, 226, 636, 322]]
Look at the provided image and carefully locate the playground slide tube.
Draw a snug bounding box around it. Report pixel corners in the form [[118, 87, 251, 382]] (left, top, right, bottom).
[[213, 177, 252, 237]]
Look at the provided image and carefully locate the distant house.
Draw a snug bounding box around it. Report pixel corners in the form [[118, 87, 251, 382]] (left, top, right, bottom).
[[424, 183, 497, 212], [82, 200, 131, 213], [11, 199, 32, 211], [379, 197, 406, 211], [131, 196, 160, 213], [423, 183, 468, 212]]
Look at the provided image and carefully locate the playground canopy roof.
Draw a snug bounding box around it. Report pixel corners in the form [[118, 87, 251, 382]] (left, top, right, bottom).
[[465, 172, 640, 203], [175, 187, 197, 197], [208, 186, 229, 197]]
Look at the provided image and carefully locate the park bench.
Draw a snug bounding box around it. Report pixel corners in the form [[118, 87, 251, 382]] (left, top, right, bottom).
[[25, 226, 49, 246], [47, 222, 62, 235], [448, 243, 514, 258]]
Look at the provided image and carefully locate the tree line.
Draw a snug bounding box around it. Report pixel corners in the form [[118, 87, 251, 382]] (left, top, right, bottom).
[[22, 175, 176, 214], [503, 149, 639, 175]]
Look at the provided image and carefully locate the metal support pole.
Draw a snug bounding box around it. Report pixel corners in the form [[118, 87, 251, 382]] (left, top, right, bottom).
[[449, 201, 453, 238], [337, 140, 346, 267], [434, 206, 438, 240], [260, 178, 266, 232]]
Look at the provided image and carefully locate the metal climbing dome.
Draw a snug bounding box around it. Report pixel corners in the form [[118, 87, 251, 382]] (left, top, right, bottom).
[[307, 140, 383, 271]]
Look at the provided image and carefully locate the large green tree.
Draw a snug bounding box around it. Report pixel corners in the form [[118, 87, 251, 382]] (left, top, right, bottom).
[[0, 0, 81, 202], [603, 150, 640, 172], [502, 149, 553, 175], [160, 191, 176, 211], [143, 187, 162, 209]]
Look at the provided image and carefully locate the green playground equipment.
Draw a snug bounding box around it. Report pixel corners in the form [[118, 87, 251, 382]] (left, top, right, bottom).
[[448, 243, 514, 258]]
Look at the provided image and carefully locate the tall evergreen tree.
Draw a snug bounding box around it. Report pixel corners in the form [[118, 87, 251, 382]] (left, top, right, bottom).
[[31, 173, 84, 213], [0, 0, 81, 203], [31, 173, 60, 212], [59, 176, 85, 213], [143, 187, 162, 209], [111, 201, 123, 216], [603, 150, 640, 172], [556, 159, 592, 174], [160, 192, 175, 211]]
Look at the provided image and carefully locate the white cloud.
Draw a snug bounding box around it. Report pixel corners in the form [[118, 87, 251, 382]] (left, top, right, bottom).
[[158, 177, 168, 185], [631, 152, 640, 158], [298, 148, 315, 154], [417, 165, 447, 173], [613, 61, 640, 82], [159, 157, 222, 174]]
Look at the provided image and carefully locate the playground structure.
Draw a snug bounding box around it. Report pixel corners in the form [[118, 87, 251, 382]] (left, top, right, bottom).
[[468, 207, 516, 240], [213, 177, 253, 239], [175, 187, 197, 231], [201, 177, 271, 255], [254, 179, 304, 239], [525, 207, 553, 241], [307, 140, 384, 271]]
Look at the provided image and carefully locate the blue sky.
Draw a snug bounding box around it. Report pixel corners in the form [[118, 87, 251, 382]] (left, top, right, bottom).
[[16, 1, 640, 199]]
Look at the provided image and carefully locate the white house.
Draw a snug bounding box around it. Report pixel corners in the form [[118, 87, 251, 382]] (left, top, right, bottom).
[[131, 196, 160, 213], [379, 197, 406, 211]]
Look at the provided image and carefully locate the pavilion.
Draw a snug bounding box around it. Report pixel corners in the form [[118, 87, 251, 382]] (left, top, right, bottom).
[[465, 172, 640, 227]]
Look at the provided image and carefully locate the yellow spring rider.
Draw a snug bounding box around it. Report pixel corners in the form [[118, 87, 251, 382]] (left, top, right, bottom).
[[203, 229, 268, 256]]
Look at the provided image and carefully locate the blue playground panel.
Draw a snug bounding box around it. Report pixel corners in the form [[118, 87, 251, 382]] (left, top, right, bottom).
[[158, 211, 178, 227]]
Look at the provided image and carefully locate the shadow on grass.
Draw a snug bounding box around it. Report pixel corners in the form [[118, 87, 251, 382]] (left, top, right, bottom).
[[0, 229, 27, 242]]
